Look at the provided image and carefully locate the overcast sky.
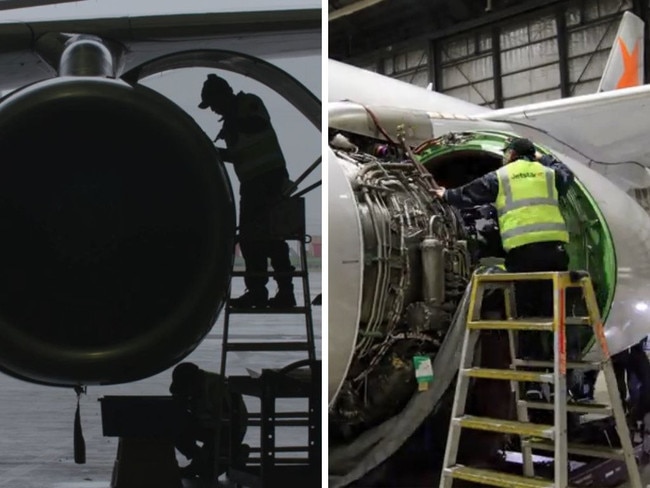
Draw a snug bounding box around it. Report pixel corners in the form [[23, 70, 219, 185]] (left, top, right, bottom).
[[3, 0, 321, 18], [1, 0, 322, 234]]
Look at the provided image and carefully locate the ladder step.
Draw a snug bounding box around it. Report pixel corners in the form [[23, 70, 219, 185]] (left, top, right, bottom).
[[467, 320, 553, 331], [463, 368, 553, 383], [227, 307, 309, 314], [455, 416, 554, 439], [473, 271, 587, 285], [248, 419, 309, 427], [231, 271, 307, 277], [248, 446, 309, 453], [524, 439, 625, 460], [565, 316, 592, 325], [444, 465, 554, 488], [513, 359, 602, 370], [225, 342, 311, 352], [520, 400, 613, 415], [467, 317, 590, 331]]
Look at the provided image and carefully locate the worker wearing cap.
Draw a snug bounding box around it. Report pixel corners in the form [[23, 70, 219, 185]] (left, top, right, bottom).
[[434, 138, 575, 364], [198, 74, 296, 308]]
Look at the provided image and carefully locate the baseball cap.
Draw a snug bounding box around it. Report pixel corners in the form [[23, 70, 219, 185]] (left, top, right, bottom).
[[198, 74, 232, 109], [504, 137, 536, 157], [169, 362, 199, 395]]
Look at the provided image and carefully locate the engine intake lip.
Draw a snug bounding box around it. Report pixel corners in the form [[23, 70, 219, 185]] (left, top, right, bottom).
[[0, 76, 235, 386]]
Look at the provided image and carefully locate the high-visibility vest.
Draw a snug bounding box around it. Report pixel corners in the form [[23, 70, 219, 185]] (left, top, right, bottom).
[[494, 159, 569, 252], [225, 93, 287, 182]]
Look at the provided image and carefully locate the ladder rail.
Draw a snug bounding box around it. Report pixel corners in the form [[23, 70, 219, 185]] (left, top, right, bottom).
[[552, 273, 568, 487], [440, 279, 484, 488], [299, 236, 316, 363], [220, 280, 233, 377], [583, 276, 643, 488]]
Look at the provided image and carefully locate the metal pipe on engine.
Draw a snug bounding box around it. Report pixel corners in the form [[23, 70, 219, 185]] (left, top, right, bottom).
[[59, 37, 114, 77], [421, 217, 445, 304]]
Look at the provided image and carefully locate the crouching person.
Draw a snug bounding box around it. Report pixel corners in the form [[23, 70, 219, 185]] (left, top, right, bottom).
[[170, 362, 249, 479]]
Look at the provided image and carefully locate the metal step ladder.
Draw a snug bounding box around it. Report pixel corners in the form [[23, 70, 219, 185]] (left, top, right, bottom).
[[439, 270, 642, 488], [220, 196, 316, 376], [216, 196, 319, 487]]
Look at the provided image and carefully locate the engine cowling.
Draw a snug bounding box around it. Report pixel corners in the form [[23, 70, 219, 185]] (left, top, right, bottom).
[[0, 76, 235, 386]]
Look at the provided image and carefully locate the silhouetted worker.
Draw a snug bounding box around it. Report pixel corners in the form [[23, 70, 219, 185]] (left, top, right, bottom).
[[199, 73, 296, 308], [170, 362, 248, 479], [434, 138, 575, 385], [610, 338, 650, 456], [612, 338, 650, 416]]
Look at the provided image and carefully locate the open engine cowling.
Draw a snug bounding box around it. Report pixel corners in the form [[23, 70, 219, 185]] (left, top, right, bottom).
[[328, 127, 619, 445], [0, 76, 235, 386]]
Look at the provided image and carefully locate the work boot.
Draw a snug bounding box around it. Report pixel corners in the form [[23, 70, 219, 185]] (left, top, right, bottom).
[[230, 288, 268, 308], [179, 455, 206, 479], [269, 286, 296, 308]]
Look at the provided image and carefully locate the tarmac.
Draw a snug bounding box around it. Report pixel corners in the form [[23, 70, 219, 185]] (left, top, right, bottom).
[[0, 272, 322, 488]]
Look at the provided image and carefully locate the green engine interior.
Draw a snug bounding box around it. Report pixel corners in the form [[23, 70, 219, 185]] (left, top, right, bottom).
[[414, 131, 616, 334]]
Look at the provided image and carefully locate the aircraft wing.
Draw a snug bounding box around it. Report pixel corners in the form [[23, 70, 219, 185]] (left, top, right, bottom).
[[479, 84, 650, 173], [475, 10, 649, 172], [0, 8, 320, 91], [0, 0, 79, 10]]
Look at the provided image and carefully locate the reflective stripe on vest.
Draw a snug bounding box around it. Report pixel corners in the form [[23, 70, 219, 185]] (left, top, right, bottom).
[[228, 94, 286, 181], [495, 159, 569, 251]]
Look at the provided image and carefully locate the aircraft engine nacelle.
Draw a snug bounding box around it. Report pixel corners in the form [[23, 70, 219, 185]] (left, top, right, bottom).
[[328, 120, 635, 447], [0, 76, 235, 386]]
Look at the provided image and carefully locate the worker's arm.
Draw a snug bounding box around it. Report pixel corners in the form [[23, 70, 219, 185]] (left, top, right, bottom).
[[442, 172, 499, 208], [537, 154, 575, 197]]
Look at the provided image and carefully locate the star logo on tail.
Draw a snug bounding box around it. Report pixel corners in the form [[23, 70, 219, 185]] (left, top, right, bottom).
[[616, 37, 640, 89]]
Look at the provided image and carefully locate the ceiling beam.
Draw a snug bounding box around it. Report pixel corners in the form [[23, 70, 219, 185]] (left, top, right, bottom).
[[329, 0, 389, 22], [424, 0, 567, 40]]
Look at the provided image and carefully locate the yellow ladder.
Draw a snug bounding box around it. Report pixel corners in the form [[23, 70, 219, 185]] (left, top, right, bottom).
[[439, 270, 642, 488]]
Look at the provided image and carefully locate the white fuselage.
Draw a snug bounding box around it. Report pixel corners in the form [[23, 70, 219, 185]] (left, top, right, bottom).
[[328, 98, 650, 404]]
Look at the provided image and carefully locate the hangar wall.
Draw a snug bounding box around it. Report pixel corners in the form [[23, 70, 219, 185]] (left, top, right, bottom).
[[347, 0, 640, 108], [338, 0, 650, 197]]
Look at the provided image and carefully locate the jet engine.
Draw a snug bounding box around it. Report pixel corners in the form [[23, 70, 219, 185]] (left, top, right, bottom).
[[328, 137, 472, 440], [329, 126, 618, 438], [0, 75, 235, 386], [328, 102, 650, 485]]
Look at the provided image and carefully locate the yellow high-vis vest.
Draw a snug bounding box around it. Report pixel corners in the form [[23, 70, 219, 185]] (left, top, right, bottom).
[[495, 159, 569, 252], [228, 93, 287, 182]]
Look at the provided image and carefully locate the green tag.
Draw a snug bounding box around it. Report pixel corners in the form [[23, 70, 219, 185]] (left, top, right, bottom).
[[413, 356, 434, 391]]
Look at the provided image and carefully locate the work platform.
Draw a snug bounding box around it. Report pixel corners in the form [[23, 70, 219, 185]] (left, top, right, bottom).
[[227, 363, 321, 488]]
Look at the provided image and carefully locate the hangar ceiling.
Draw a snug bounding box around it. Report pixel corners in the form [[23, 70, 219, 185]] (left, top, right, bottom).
[[329, 0, 650, 109], [329, 0, 550, 59], [328, 0, 645, 60]]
